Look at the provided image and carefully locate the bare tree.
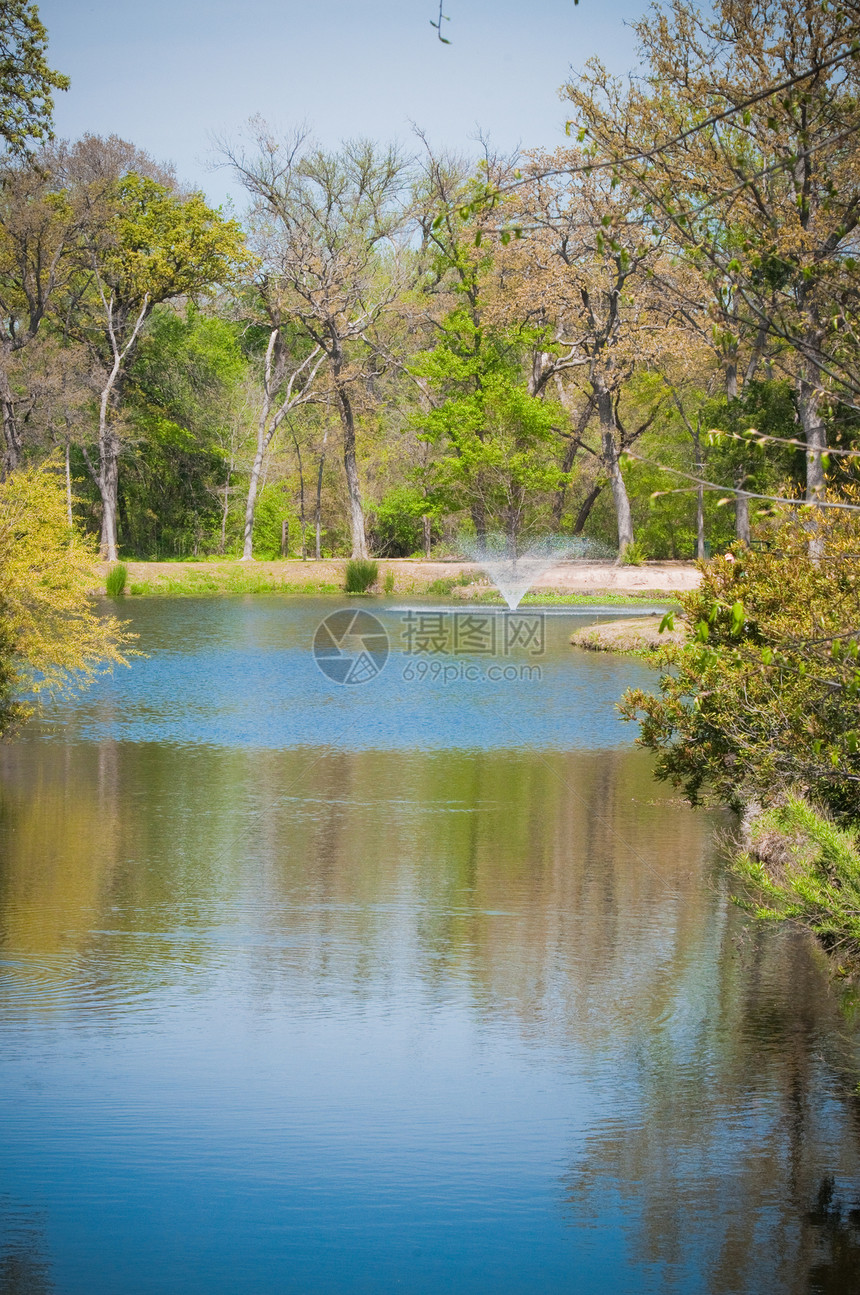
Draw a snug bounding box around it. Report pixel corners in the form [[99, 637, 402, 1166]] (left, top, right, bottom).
[[223, 123, 413, 558]]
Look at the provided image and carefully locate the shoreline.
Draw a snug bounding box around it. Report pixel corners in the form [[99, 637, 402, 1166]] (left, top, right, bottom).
[[94, 557, 701, 602]]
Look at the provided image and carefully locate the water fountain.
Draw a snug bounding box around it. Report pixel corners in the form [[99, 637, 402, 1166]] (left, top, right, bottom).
[[458, 534, 614, 610]]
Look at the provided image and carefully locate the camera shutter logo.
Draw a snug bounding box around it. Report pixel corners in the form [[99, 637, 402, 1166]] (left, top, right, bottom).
[[313, 609, 390, 685]]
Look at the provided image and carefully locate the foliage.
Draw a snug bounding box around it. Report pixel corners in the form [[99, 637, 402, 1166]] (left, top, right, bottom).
[[734, 795, 860, 965], [0, 461, 132, 734], [102, 174, 248, 311], [250, 483, 298, 560], [370, 486, 436, 558], [344, 559, 379, 593], [619, 493, 860, 819], [412, 312, 564, 544], [426, 570, 476, 595], [0, 1, 69, 153], [620, 540, 646, 566], [105, 563, 127, 596]]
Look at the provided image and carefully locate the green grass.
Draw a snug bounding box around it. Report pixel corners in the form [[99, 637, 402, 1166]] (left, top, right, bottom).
[[128, 573, 340, 597], [422, 586, 677, 607], [734, 795, 860, 969], [344, 559, 379, 593], [426, 572, 476, 596], [105, 563, 128, 596]]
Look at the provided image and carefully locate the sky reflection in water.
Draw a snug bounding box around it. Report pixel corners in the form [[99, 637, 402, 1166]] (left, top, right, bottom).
[[1, 598, 859, 1294]]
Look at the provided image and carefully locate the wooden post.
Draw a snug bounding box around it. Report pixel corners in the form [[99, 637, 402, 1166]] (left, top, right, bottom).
[[281, 519, 289, 557]]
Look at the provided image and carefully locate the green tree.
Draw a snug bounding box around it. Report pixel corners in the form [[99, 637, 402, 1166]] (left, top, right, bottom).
[[70, 162, 247, 559], [0, 1, 68, 154], [119, 305, 250, 557], [412, 309, 563, 551]]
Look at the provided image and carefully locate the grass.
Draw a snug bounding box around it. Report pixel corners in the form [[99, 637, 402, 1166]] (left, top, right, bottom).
[[734, 795, 860, 970], [105, 563, 128, 596], [344, 559, 379, 593], [426, 572, 477, 596], [128, 571, 340, 597], [421, 585, 677, 607]]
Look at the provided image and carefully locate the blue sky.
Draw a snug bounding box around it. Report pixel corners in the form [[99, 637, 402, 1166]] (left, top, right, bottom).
[[40, 0, 648, 209]]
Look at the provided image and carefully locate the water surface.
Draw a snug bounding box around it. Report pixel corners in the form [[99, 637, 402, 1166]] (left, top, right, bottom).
[[1, 599, 859, 1294]]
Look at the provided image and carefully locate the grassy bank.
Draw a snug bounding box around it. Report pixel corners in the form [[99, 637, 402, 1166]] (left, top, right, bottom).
[[734, 796, 860, 975], [570, 615, 687, 653], [96, 559, 682, 606]]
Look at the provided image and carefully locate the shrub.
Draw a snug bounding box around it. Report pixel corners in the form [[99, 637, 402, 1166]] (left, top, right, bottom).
[[105, 563, 128, 596], [369, 487, 439, 557], [383, 569, 395, 595], [621, 540, 647, 566], [619, 490, 860, 820], [344, 559, 378, 593], [0, 462, 133, 735]]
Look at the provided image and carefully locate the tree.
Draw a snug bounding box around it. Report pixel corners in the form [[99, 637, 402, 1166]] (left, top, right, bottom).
[[0, 147, 87, 475], [563, 0, 860, 507], [224, 125, 411, 558], [231, 206, 326, 559], [0, 458, 132, 735], [0, 1, 68, 154], [120, 304, 251, 558], [499, 155, 672, 554], [411, 309, 563, 551], [66, 154, 247, 559]]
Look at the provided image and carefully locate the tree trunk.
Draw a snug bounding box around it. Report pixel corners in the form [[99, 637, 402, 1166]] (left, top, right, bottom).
[[98, 430, 119, 562], [219, 461, 233, 556], [315, 427, 328, 561], [506, 499, 519, 559], [334, 377, 367, 559], [552, 435, 580, 526], [798, 365, 827, 561], [735, 481, 750, 547], [241, 439, 265, 561], [596, 386, 633, 557], [292, 429, 307, 559], [573, 483, 603, 535], [422, 513, 431, 559], [725, 358, 738, 401], [0, 370, 21, 479], [65, 438, 73, 528], [798, 370, 827, 503], [692, 429, 705, 559], [471, 500, 487, 555]]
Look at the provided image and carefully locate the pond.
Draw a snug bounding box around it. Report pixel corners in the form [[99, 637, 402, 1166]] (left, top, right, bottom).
[[1, 598, 859, 1294]]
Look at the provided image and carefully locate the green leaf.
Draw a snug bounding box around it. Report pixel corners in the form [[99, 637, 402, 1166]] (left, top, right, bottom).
[[658, 612, 675, 633]]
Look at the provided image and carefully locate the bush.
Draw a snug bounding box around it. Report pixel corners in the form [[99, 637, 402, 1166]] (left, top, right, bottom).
[[621, 540, 647, 566], [383, 569, 395, 595], [344, 559, 378, 593], [0, 462, 133, 735], [105, 563, 128, 596], [369, 487, 438, 557], [619, 491, 860, 820]]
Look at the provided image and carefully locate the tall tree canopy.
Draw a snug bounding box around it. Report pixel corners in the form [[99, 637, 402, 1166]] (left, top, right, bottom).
[[0, 1, 68, 153]]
